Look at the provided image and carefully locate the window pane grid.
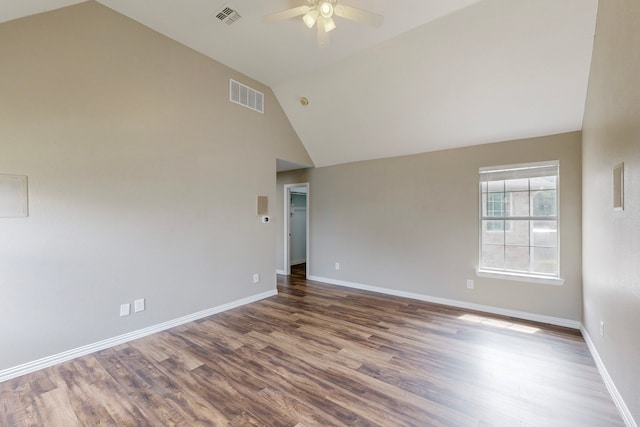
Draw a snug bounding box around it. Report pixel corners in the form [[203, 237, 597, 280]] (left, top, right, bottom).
[[479, 162, 559, 278]]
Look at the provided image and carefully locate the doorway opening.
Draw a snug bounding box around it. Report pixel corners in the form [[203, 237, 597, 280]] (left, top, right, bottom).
[[284, 183, 309, 277]]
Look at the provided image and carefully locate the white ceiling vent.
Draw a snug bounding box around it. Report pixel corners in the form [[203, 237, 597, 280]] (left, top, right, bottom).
[[216, 6, 241, 25], [230, 79, 264, 114]]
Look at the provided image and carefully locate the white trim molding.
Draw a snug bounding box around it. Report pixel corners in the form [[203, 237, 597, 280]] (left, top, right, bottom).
[[0, 289, 277, 383], [476, 269, 565, 286], [581, 326, 638, 427], [308, 275, 580, 329]]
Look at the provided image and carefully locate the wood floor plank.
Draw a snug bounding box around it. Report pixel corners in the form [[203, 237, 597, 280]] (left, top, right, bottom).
[[94, 347, 173, 425], [48, 362, 117, 426], [0, 264, 627, 426], [33, 387, 83, 427]]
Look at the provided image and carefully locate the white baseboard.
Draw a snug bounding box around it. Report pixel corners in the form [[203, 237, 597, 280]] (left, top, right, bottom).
[[276, 269, 287, 275], [291, 260, 306, 266], [307, 275, 580, 329], [0, 289, 277, 383], [581, 326, 637, 427]]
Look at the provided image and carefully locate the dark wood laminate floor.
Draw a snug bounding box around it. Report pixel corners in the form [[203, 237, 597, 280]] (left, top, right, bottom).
[[0, 264, 625, 426]]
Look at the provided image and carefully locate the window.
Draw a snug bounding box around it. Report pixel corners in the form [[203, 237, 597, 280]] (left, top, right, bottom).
[[479, 161, 560, 281]]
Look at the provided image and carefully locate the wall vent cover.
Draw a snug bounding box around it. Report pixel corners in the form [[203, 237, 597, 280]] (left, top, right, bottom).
[[230, 79, 264, 114], [216, 7, 241, 25]]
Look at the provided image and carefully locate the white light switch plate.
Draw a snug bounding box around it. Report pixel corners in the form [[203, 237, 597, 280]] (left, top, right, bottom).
[[134, 298, 145, 313], [120, 303, 130, 317]]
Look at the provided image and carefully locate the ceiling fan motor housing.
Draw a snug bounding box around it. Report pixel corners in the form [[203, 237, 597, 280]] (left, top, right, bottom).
[[319, 1, 335, 18]]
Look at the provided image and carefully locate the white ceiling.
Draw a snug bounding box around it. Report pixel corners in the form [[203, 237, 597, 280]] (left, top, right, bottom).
[[1, 0, 599, 168]]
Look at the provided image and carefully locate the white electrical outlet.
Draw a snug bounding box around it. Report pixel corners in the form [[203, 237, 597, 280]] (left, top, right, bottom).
[[134, 298, 145, 313], [253, 273, 260, 284], [120, 303, 130, 317], [335, 262, 340, 270], [467, 279, 474, 289], [600, 320, 605, 337]]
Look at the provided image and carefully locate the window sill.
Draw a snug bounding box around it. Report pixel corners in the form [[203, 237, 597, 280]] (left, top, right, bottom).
[[476, 270, 565, 286]]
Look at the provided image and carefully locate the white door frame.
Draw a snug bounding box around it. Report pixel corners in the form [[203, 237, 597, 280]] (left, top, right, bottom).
[[284, 183, 309, 276]]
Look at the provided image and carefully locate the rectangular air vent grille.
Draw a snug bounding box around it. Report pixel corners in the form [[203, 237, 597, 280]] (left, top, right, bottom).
[[216, 7, 241, 25], [230, 79, 264, 114]]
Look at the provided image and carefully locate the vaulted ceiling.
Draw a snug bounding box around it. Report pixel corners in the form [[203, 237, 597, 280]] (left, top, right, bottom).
[[1, 0, 599, 167]]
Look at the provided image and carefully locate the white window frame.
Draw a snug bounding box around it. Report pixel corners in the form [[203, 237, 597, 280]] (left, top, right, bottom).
[[477, 161, 564, 286]]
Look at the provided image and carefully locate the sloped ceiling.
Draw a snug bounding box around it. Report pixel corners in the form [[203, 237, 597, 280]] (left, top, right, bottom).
[[1, 0, 598, 167]]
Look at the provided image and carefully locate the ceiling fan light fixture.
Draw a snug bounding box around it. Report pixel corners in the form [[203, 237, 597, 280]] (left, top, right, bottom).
[[302, 9, 319, 29], [319, 1, 334, 18], [321, 16, 336, 33]]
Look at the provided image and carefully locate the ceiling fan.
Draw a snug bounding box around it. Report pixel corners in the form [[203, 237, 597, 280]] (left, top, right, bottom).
[[263, 0, 384, 47]]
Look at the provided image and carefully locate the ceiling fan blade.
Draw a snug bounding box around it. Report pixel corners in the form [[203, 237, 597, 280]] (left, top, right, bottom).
[[334, 5, 383, 27], [262, 5, 312, 23]]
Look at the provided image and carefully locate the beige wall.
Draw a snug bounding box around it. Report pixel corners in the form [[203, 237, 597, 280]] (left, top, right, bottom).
[[307, 132, 582, 321], [582, 0, 640, 423], [0, 2, 311, 371]]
